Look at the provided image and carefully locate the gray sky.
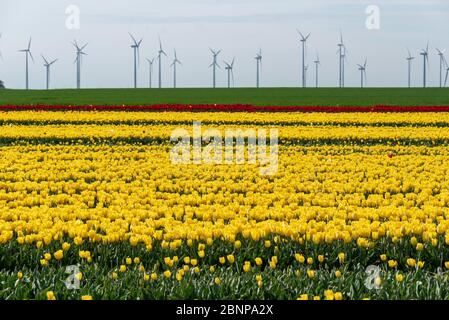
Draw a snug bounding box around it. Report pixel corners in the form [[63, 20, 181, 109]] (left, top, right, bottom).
[[1, 0, 449, 89]]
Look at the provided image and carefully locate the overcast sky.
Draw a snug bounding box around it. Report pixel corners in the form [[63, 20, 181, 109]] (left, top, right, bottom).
[[1, 0, 449, 89]]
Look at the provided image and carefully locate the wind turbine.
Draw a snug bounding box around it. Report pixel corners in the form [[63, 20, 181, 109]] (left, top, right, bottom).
[[42, 55, 57, 90], [157, 38, 167, 88], [146, 57, 155, 88], [255, 49, 262, 88], [337, 31, 348, 88], [357, 59, 367, 88], [19, 37, 34, 90], [406, 49, 415, 88], [129, 33, 143, 89], [436, 48, 447, 88], [420, 44, 429, 88], [297, 29, 310, 88], [209, 48, 221, 88], [170, 49, 182, 88], [224, 58, 235, 89], [304, 65, 309, 87], [313, 54, 320, 88], [72, 40, 87, 89]]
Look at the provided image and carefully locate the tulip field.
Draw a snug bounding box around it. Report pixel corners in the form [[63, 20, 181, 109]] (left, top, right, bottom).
[[3, 101, 449, 300]]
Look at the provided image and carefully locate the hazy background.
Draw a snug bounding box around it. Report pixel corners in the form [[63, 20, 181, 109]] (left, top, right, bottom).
[[1, 0, 449, 89]]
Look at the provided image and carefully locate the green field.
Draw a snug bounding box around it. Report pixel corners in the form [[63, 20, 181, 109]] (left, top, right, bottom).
[[1, 88, 448, 106]]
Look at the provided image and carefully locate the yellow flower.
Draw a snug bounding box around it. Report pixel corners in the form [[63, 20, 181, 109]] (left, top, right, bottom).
[[407, 258, 416, 268], [297, 294, 309, 300], [198, 250, 205, 258], [335, 270, 342, 278], [119, 265, 127, 273], [410, 237, 418, 246], [81, 295, 93, 300], [234, 240, 242, 249], [264, 240, 271, 248], [324, 290, 334, 300], [255, 257, 263, 266], [176, 272, 183, 281], [126, 257, 132, 265], [334, 292, 343, 300], [62, 242, 71, 251], [74, 236, 83, 246], [219, 257, 225, 265], [194, 267, 200, 274], [338, 253, 345, 264], [445, 261, 449, 269], [313, 296, 321, 300], [139, 265, 145, 272], [134, 257, 141, 264], [295, 254, 305, 264], [416, 243, 424, 251], [40, 259, 49, 267], [164, 270, 172, 278], [380, 254, 387, 262], [46, 291, 56, 300], [255, 275, 262, 282], [388, 260, 397, 268], [418, 261, 425, 269], [191, 259, 198, 266], [307, 270, 316, 279], [395, 274, 404, 282], [307, 257, 314, 265], [54, 250, 64, 261], [183, 256, 191, 264], [75, 272, 83, 281], [111, 272, 118, 280], [209, 266, 216, 272], [17, 271, 23, 280], [151, 273, 158, 280], [318, 255, 324, 263], [44, 253, 51, 261], [243, 263, 251, 273], [214, 277, 221, 285]]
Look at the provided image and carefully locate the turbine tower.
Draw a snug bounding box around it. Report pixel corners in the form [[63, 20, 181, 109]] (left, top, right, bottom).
[[209, 48, 221, 88], [313, 54, 320, 88], [129, 33, 143, 89], [19, 37, 34, 90], [72, 40, 87, 89], [255, 49, 262, 88], [436, 48, 447, 88], [337, 31, 348, 88], [170, 49, 182, 88], [157, 38, 167, 88], [357, 59, 367, 88], [42, 55, 57, 90], [420, 44, 429, 88], [224, 58, 235, 89], [297, 30, 310, 88], [146, 58, 155, 88], [406, 49, 415, 88]]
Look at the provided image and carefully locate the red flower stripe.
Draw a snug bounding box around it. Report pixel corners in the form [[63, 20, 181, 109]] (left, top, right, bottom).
[[2, 104, 449, 112]]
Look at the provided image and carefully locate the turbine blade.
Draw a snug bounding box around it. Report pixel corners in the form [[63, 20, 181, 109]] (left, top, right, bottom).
[[50, 59, 58, 65], [28, 37, 32, 50], [129, 33, 138, 45], [41, 55, 49, 65], [29, 51, 34, 62]]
